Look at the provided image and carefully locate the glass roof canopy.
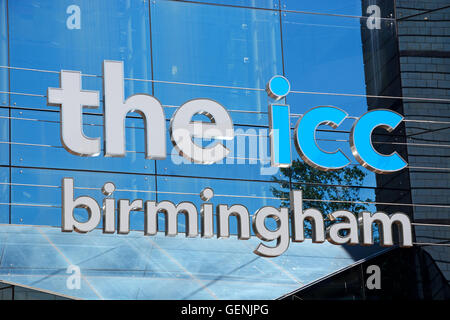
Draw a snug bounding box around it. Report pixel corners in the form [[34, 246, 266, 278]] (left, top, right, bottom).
[[0, 224, 388, 300]]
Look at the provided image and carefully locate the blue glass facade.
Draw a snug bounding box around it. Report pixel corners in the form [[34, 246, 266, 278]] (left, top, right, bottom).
[[0, 0, 448, 300], [1, 0, 389, 228]]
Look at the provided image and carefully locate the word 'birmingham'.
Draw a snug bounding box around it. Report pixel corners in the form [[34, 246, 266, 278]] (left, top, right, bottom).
[[62, 178, 413, 257], [48, 60, 408, 173]]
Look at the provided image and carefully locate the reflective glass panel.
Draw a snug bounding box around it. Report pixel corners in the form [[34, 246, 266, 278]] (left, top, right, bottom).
[[178, 0, 276, 9], [0, 107, 9, 165], [151, 0, 283, 126], [0, 0, 7, 106], [282, 13, 398, 117], [281, 0, 395, 18], [11, 167, 156, 229], [9, 0, 152, 112], [10, 109, 156, 174], [0, 167, 8, 224]]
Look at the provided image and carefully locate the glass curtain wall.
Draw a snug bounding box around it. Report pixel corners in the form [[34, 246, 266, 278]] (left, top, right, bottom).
[[0, 0, 448, 298], [1, 0, 410, 234]]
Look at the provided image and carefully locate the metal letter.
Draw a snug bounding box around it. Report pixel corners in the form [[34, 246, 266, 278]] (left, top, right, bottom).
[[294, 106, 350, 171], [252, 206, 290, 257], [200, 188, 214, 238], [350, 109, 408, 174], [326, 210, 359, 245], [266, 75, 290, 101], [269, 104, 291, 168], [118, 199, 143, 234], [290, 190, 325, 243], [103, 60, 166, 159], [201, 203, 214, 238], [102, 182, 116, 234], [359, 211, 413, 247], [170, 99, 234, 164], [217, 204, 250, 240], [62, 178, 101, 233], [48, 71, 100, 156], [145, 201, 198, 237]]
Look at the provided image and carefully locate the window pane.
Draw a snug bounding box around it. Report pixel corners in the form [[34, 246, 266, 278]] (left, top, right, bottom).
[[180, 0, 276, 9], [281, 0, 395, 18], [150, 0, 283, 126], [0, 108, 9, 165], [282, 12, 397, 116], [11, 109, 156, 174], [9, 0, 152, 112], [11, 167, 156, 229], [0, 0, 7, 107], [0, 167, 9, 224]]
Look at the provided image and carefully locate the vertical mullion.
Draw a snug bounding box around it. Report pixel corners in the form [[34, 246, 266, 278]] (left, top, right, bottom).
[[6, 0, 11, 225], [148, 1, 158, 204], [277, 0, 292, 195]]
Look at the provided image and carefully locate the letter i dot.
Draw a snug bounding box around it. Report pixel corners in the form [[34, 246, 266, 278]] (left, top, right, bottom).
[[266, 75, 291, 168]]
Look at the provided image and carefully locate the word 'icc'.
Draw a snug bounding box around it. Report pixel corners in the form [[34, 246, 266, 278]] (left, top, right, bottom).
[[48, 61, 407, 174]]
